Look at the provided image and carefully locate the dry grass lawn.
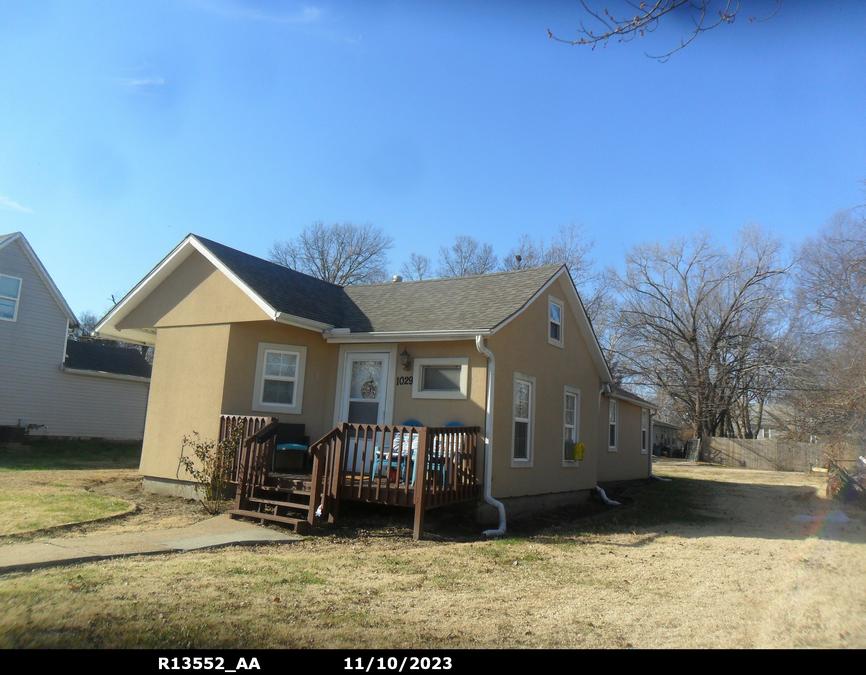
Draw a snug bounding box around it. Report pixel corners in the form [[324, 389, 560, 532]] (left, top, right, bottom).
[[1, 461, 864, 649]]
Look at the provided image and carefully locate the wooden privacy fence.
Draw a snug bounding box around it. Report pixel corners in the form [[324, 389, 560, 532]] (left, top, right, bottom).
[[702, 437, 826, 472]]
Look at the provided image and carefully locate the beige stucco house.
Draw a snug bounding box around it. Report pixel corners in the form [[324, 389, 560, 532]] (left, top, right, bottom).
[[96, 234, 654, 518]]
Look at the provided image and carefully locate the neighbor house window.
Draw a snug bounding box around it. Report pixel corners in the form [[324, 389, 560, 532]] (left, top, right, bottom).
[[412, 357, 469, 399], [641, 409, 648, 454], [608, 399, 617, 450], [563, 387, 580, 464], [252, 342, 307, 414], [548, 297, 563, 347], [0, 275, 22, 322], [512, 373, 535, 465]]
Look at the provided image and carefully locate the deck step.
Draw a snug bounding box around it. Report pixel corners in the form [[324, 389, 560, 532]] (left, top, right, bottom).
[[247, 496, 311, 511], [258, 485, 312, 497], [228, 509, 310, 533]]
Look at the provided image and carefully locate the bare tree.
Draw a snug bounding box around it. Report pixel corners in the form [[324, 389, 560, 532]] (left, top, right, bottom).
[[437, 236, 498, 277], [785, 208, 866, 459], [400, 252, 433, 281], [502, 223, 596, 285], [613, 228, 791, 440], [70, 310, 99, 340], [269, 221, 393, 286], [548, 0, 781, 62]]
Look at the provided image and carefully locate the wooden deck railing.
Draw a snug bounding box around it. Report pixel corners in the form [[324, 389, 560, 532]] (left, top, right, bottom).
[[310, 423, 481, 539], [219, 414, 278, 482]]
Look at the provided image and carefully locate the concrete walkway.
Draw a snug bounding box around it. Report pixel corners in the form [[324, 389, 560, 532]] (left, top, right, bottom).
[[0, 515, 302, 574]]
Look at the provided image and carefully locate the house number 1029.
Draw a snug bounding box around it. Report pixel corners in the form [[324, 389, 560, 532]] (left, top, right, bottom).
[[396, 376, 413, 386]]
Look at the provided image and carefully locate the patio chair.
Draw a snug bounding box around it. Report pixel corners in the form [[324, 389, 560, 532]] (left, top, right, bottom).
[[372, 420, 422, 482], [272, 423, 311, 472]]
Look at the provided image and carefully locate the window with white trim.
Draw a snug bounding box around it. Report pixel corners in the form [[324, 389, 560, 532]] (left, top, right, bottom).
[[608, 399, 617, 450], [563, 387, 580, 464], [0, 275, 22, 322], [412, 357, 469, 399], [252, 342, 307, 414], [512, 373, 535, 464], [548, 297, 563, 347], [641, 409, 648, 454]]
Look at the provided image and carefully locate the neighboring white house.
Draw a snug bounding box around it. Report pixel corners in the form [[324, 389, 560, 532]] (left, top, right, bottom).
[[0, 232, 151, 440]]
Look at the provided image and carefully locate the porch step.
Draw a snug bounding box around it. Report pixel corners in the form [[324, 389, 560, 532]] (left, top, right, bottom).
[[258, 484, 312, 497], [247, 495, 311, 511], [228, 509, 310, 534]]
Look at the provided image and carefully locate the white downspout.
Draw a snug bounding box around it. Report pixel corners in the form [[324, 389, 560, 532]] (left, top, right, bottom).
[[475, 335, 506, 537], [595, 383, 624, 505]]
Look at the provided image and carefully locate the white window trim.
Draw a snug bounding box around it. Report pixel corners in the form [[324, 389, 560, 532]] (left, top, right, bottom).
[[608, 399, 618, 452], [252, 342, 307, 415], [563, 386, 581, 467], [641, 409, 648, 454], [511, 372, 535, 468], [411, 357, 469, 400], [0, 274, 22, 323], [548, 296, 564, 348]]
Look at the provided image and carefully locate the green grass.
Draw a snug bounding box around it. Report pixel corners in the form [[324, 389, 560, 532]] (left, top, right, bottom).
[[0, 491, 134, 535], [0, 439, 142, 471]]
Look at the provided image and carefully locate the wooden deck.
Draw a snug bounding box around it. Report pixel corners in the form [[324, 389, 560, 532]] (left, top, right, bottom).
[[220, 416, 481, 539]]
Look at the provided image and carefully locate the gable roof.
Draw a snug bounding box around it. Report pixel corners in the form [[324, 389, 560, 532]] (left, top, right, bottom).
[[95, 234, 612, 381], [64, 340, 152, 379], [0, 232, 78, 325]]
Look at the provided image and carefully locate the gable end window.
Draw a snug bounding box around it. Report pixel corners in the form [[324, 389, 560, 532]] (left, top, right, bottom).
[[548, 297, 563, 347], [0, 275, 22, 322], [512, 373, 535, 466], [412, 357, 469, 400], [641, 409, 648, 454], [252, 342, 307, 414], [608, 399, 617, 451]]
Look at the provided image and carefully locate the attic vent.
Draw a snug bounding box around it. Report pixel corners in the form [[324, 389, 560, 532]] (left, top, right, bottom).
[[392, 275, 403, 283]]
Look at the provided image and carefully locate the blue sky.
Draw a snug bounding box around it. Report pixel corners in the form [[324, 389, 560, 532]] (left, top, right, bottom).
[[1, 1, 864, 317]]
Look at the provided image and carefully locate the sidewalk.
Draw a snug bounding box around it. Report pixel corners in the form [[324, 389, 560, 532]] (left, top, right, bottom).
[[0, 515, 302, 574]]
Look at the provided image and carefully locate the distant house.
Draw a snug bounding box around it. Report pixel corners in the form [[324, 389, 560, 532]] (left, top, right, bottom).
[[0, 232, 151, 440], [652, 419, 684, 453], [97, 234, 656, 528]]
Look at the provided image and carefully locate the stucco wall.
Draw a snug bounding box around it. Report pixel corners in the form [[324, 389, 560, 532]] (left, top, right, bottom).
[[0, 239, 149, 439], [118, 250, 270, 331], [139, 324, 230, 480], [221, 321, 339, 444], [390, 340, 487, 430], [486, 275, 602, 499], [597, 397, 650, 482]]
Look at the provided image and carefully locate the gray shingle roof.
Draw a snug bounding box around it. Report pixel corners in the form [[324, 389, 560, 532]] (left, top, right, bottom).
[[610, 383, 655, 408], [194, 235, 563, 333], [65, 340, 152, 378], [341, 266, 562, 333]]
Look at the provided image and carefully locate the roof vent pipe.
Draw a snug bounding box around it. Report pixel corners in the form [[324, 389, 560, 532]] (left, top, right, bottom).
[[475, 335, 506, 537], [392, 275, 403, 283]]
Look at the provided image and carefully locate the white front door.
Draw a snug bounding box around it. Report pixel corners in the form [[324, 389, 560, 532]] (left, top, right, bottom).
[[340, 352, 391, 425], [340, 352, 391, 473]]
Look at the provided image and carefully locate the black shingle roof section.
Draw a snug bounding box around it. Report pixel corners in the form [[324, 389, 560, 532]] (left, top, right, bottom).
[[65, 340, 152, 378], [193, 235, 346, 327], [192, 235, 565, 333]]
